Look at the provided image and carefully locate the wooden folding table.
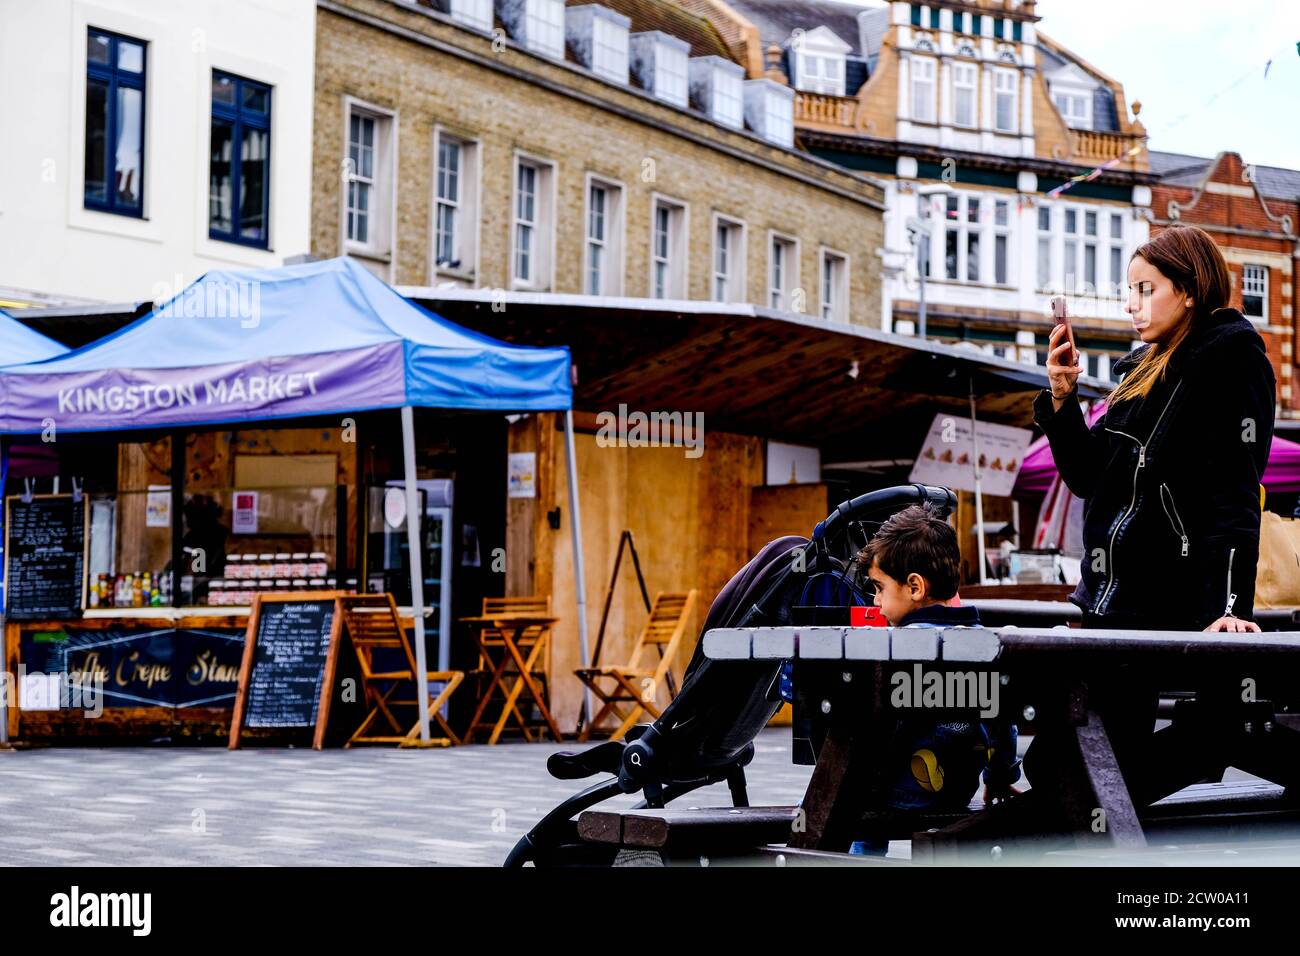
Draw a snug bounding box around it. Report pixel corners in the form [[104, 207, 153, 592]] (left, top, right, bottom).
[[461, 612, 562, 744]]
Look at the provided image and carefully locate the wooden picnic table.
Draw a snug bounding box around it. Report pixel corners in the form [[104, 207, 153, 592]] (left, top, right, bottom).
[[701, 625, 1300, 860], [460, 613, 563, 744]]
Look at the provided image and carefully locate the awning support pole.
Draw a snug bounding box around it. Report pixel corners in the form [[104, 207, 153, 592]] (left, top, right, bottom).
[[0, 434, 7, 747], [401, 405, 432, 743], [969, 378, 990, 585], [564, 409, 592, 728]]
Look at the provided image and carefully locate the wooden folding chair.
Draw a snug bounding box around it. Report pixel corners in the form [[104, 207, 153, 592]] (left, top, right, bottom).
[[338, 594, 465, 747], [575, 590, 698, 742], [466, 595, 554, 741]]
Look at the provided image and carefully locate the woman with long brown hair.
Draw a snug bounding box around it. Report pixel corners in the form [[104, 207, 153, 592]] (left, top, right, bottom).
[[1027, 223, 1276, 795], [1037, 222, 1276, 633]]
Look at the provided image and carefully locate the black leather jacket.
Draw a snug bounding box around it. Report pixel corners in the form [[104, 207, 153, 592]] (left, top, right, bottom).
[[1033, 307, 1276, 629]]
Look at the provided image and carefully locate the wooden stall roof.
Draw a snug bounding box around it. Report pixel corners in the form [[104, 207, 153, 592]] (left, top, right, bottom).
[[3, 300, 151, 350], [399, 289, 1111, 461]]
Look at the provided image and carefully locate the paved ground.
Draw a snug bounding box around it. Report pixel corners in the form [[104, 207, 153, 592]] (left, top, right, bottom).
[[2, 729, 1295, 866], [0, 729, 813, 866]]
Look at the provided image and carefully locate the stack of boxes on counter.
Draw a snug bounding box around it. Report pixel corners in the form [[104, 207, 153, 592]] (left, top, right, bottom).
[[206, 552, 337, 606]]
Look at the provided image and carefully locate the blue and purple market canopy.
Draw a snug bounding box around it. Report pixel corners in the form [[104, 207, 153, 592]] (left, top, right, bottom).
[[0, 257, 585, 738], [0, 308, 69, 367], [0, 256, 571, 433]]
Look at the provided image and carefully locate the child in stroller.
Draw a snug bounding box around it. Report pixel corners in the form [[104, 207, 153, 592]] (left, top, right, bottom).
[[505, 484, 998, 866], [848, 502, 1021, 854]]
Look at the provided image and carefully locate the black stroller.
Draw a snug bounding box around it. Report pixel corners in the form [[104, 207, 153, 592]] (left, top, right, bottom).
[[504, 483, 957, 866]]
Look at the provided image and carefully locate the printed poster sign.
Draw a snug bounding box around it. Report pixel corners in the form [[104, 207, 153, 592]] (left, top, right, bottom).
[[909, 414, 1032, 498], [508, 452, 536, 499], [232, 491, 259, 534], [146, 485, 171, 528]]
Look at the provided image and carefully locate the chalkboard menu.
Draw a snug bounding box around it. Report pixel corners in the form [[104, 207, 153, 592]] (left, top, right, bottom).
[[230, 593, 344, 749], [3, 495, 87, 620]]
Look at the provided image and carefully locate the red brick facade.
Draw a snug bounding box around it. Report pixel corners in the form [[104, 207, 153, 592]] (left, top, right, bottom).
[[1150, 151, 1299, 418]]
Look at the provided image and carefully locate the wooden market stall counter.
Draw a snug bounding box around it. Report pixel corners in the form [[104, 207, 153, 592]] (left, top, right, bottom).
[[3, 604, 427, 743]]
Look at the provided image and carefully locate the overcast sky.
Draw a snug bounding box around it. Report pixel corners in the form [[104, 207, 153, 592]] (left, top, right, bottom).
[[850, 0, 1300, 169]]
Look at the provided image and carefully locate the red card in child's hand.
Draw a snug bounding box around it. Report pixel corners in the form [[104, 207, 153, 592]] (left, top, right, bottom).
[[851, 606, 888, 627]]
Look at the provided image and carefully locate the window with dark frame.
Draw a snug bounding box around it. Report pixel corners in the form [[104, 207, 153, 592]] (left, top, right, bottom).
[[85, 28, 147, 217], [209, 70, 272, 247]]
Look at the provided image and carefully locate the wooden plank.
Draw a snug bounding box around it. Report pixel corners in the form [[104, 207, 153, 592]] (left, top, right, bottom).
[[576, 810, 623, 845], [544, 424, 761, 733], [788, 665, 890, 851], [621, 806, 799, 849]]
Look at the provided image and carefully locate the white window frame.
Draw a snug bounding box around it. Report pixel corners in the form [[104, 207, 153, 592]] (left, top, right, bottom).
[[819, 247, 849, 322], [432, 127, 480, 281], [524, 0, 565, 60], [511, 152, 556, 291], [591, 15, 630, 83], [711, 213, 747, 303], [768, 231, 800, 311], [583, 174, 625, 296], [1242, 264, 1268, 322], [1036, 204, 1053, 291], [993, 68, 1018, 133], [449, 0, 492, 32], [650, 194, 689, 299], [952, 62, 977, 128], [760, 86, 794, 148], [342, 99, 397, 270], [940, 192, 979, 284], [712, 68, 744, 129], [1048, 201, 1127, 295], [911, 56, 936, 123], [993, 199, 1011, 286], [1051, 87, 1093, 129], [795, 50, 846, 96], [653, 41, 688, 107]]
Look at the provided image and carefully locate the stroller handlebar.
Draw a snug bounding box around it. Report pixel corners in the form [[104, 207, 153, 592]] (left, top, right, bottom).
[[816, 483, 956, 541]]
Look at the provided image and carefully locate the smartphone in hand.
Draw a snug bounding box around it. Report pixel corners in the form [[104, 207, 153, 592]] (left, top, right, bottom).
[[1051, 296, 1078, 366]]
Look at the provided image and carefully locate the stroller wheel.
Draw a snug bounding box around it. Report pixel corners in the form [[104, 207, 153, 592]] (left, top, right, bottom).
[[612, 848, 664, 867]]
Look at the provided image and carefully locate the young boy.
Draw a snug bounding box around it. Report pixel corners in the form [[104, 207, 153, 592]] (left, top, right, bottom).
[[850, 502, 1021, 853]]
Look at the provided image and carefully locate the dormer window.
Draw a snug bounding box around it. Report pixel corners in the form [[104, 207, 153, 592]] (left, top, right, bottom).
[[448, 0, 492, 32], [1047, 63, 1099, 130], [566, 5, 630, 83], [797, 53, 843, 95], [592, 14, 628, 80], [790, 26, 851, 96], [1053, 90, 1093, 129], [744, 79, 794, 148], [689, 56, 745, 129], [630, 31, 690, 107], [497, 0, 565, 60]]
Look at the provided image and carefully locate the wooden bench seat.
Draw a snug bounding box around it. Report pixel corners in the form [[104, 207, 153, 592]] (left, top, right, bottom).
[[577, 806, 800, 850]]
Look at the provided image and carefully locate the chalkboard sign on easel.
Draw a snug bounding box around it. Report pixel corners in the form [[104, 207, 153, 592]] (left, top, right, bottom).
[[3, 494, 88, 620], [229, 592, 348, 749]]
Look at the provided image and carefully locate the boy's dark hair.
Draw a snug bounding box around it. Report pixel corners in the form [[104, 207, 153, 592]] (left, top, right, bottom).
[[855, 502, 960, 600]]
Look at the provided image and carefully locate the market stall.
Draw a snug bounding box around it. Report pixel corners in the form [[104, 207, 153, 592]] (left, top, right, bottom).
[[0, 258, 577, 743]]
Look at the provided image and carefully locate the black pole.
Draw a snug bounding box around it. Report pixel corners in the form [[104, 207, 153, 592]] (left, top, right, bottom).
[[170, 431, 184, 607]]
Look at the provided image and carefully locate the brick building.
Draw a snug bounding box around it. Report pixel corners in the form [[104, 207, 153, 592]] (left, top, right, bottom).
[[1149, 150, 1300, 422], [677, 0, 1158, 382], [310, 0, 885, 324]]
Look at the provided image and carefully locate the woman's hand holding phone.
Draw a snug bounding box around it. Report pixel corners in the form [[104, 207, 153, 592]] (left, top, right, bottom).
[[1047, 296, 1081, 406]]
